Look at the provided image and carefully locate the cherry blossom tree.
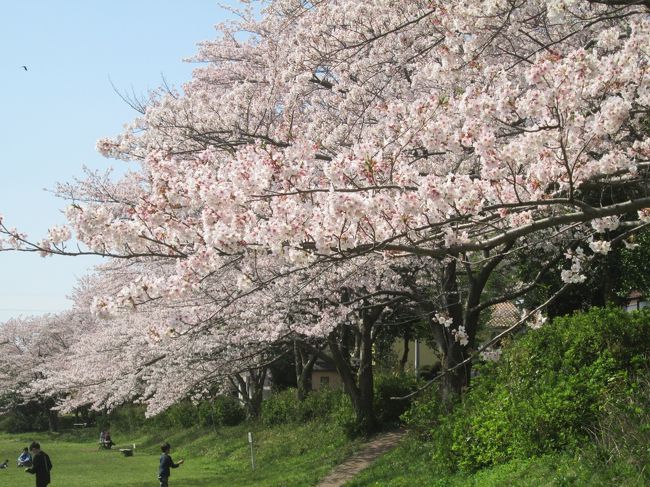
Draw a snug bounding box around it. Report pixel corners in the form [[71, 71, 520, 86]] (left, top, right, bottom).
[[0, 310, 93, 431], [34, 266, 291, 418], [2, 0, 650, 407]]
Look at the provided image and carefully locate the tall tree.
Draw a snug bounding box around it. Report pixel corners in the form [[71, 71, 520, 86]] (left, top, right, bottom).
[[2, 0, 650, 403]]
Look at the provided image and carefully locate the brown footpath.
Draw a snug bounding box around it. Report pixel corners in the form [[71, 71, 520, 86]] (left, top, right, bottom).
[[315, 429, 407, 487]]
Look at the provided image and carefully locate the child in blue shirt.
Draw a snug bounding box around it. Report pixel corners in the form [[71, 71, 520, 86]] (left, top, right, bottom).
[[158, 442, 184, 487]]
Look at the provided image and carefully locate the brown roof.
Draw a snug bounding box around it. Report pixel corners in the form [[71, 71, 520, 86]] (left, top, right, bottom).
[[486, 302, 520, 328]]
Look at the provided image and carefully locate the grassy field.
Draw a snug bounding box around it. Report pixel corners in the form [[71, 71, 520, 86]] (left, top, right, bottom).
[[0, 421, 361, 487], [3, 422, 642, 486]]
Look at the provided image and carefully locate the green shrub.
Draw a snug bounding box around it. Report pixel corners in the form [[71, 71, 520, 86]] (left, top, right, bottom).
[[405, 307, 650, 472], [56, 415, 79, 430], [210, 395, 246, 426], [262, 387, 347, 426], [143, 396, 246, 429], [0, 410, 49, 433], [374, 372, 417, 425], [261, 389, 301, 426], [0, 397, 55, 433], [165, 401, 199, 428], [592, 372, 650, 482], [332, 393, 360, 438], [299, 387, 344, 421], [107, 404, 147, 432]]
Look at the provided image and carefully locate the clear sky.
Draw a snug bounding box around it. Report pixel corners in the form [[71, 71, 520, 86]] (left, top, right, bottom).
[[0, 1, 239, 322]]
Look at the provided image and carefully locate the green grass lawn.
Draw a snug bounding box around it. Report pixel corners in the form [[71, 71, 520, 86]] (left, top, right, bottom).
[[1, 425, 645, 486], [0, 421, 361, 487]]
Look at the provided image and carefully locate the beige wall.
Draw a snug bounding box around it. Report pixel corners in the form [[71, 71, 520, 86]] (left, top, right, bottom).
[[393, 339, 439, 371], [312, 370, 343, 391], [309, 340, 439, 389]]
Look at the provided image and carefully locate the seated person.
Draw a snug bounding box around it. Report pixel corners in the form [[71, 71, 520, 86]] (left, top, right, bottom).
[[0, 459, 8, 469], [103, 430, 115, 449], [17, 447, 32, 467]]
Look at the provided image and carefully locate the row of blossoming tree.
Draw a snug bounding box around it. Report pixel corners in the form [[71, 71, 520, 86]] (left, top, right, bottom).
[[1, 0, 649, 432]]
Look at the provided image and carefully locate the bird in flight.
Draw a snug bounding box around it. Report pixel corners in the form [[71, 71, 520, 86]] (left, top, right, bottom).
[[20, 65, 28, 71]]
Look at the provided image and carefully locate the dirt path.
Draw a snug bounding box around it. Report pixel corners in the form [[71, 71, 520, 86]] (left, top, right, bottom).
[[315, 429, 407, 487]]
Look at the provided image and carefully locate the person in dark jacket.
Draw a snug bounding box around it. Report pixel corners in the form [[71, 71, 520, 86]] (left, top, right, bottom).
[[158, 442, 184, 487], [25, 441, 52, 487]]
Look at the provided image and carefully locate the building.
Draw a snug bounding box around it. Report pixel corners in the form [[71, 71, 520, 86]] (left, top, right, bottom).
[[624, 290, 650, 312], [311, 359, 343, 391]]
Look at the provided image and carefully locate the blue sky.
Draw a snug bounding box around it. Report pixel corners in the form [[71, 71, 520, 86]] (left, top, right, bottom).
[[0, 1, 239, 321]]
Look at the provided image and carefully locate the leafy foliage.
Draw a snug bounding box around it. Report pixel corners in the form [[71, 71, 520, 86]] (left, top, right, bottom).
[[592, 373, 650, 474], [261, 387, 347, 426], [260, 376, 417, 435], [0, 397, 52, 433], [85, 396, 247, 435], [618, 228, 650, 298], [373, 373, 418, 426], [405, 308, 650, 472]]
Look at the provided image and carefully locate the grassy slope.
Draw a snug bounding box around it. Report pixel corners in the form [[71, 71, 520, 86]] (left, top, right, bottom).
[[0, 421, 362, 487], [345, 436, 645, 487]]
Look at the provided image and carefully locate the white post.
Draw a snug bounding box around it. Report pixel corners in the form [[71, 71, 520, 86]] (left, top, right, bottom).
[[247, 432, 255, 471]]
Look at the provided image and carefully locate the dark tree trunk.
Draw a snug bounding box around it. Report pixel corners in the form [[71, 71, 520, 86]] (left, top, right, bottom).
[[325, 304, 383, 436], [437, 246, 515, 405], [327, 335, 376, 434], [231, 368, 267, 419], [293, 341, 318, 401], [437, 259, 469, 406], [356, 315, 376, 433], [47, 408, 59, 433], [398, 333, 410, 374], [440, 341, 470, 405]]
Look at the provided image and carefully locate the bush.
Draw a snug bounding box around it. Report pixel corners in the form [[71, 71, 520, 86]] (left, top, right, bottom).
[[374, 372, 418, 425], [107, 404, 147, 432], [261, 389, 301, 426], [143, 396, 246, 429], [0, 410, 49, 433], [332, 393, 361, 438], [0, 397, 55, 433], [165, 401, 199, 429], [299, 387, 344, 421], [210, 395, 246, 426], [592, 372, 650, 482], [405, 307, 650, 472], [261, 387, 347, 426]]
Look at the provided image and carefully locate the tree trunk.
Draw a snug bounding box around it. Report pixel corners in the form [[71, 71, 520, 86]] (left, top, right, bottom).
[[436, 248, 510, 406], [48, 408, 59, 433], [438, 259, 468, 405], [356, 316, 376, 434], [440, 342, 470, 406], [325, 303, 382, 437], [294, 341, 318, 401], [231, 368, 267, 419], [398, 333, 410, 374]]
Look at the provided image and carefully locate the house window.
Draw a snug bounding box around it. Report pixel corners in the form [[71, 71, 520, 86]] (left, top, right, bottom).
[[320, 376, 330, 386]]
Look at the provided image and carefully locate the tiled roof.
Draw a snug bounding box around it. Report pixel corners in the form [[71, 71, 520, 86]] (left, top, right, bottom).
[[486, 301, 520, 328]]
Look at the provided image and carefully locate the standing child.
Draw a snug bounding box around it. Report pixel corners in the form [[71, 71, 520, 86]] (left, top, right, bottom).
[[158, 442, 184, 487], [25, 441, 52, 487]]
